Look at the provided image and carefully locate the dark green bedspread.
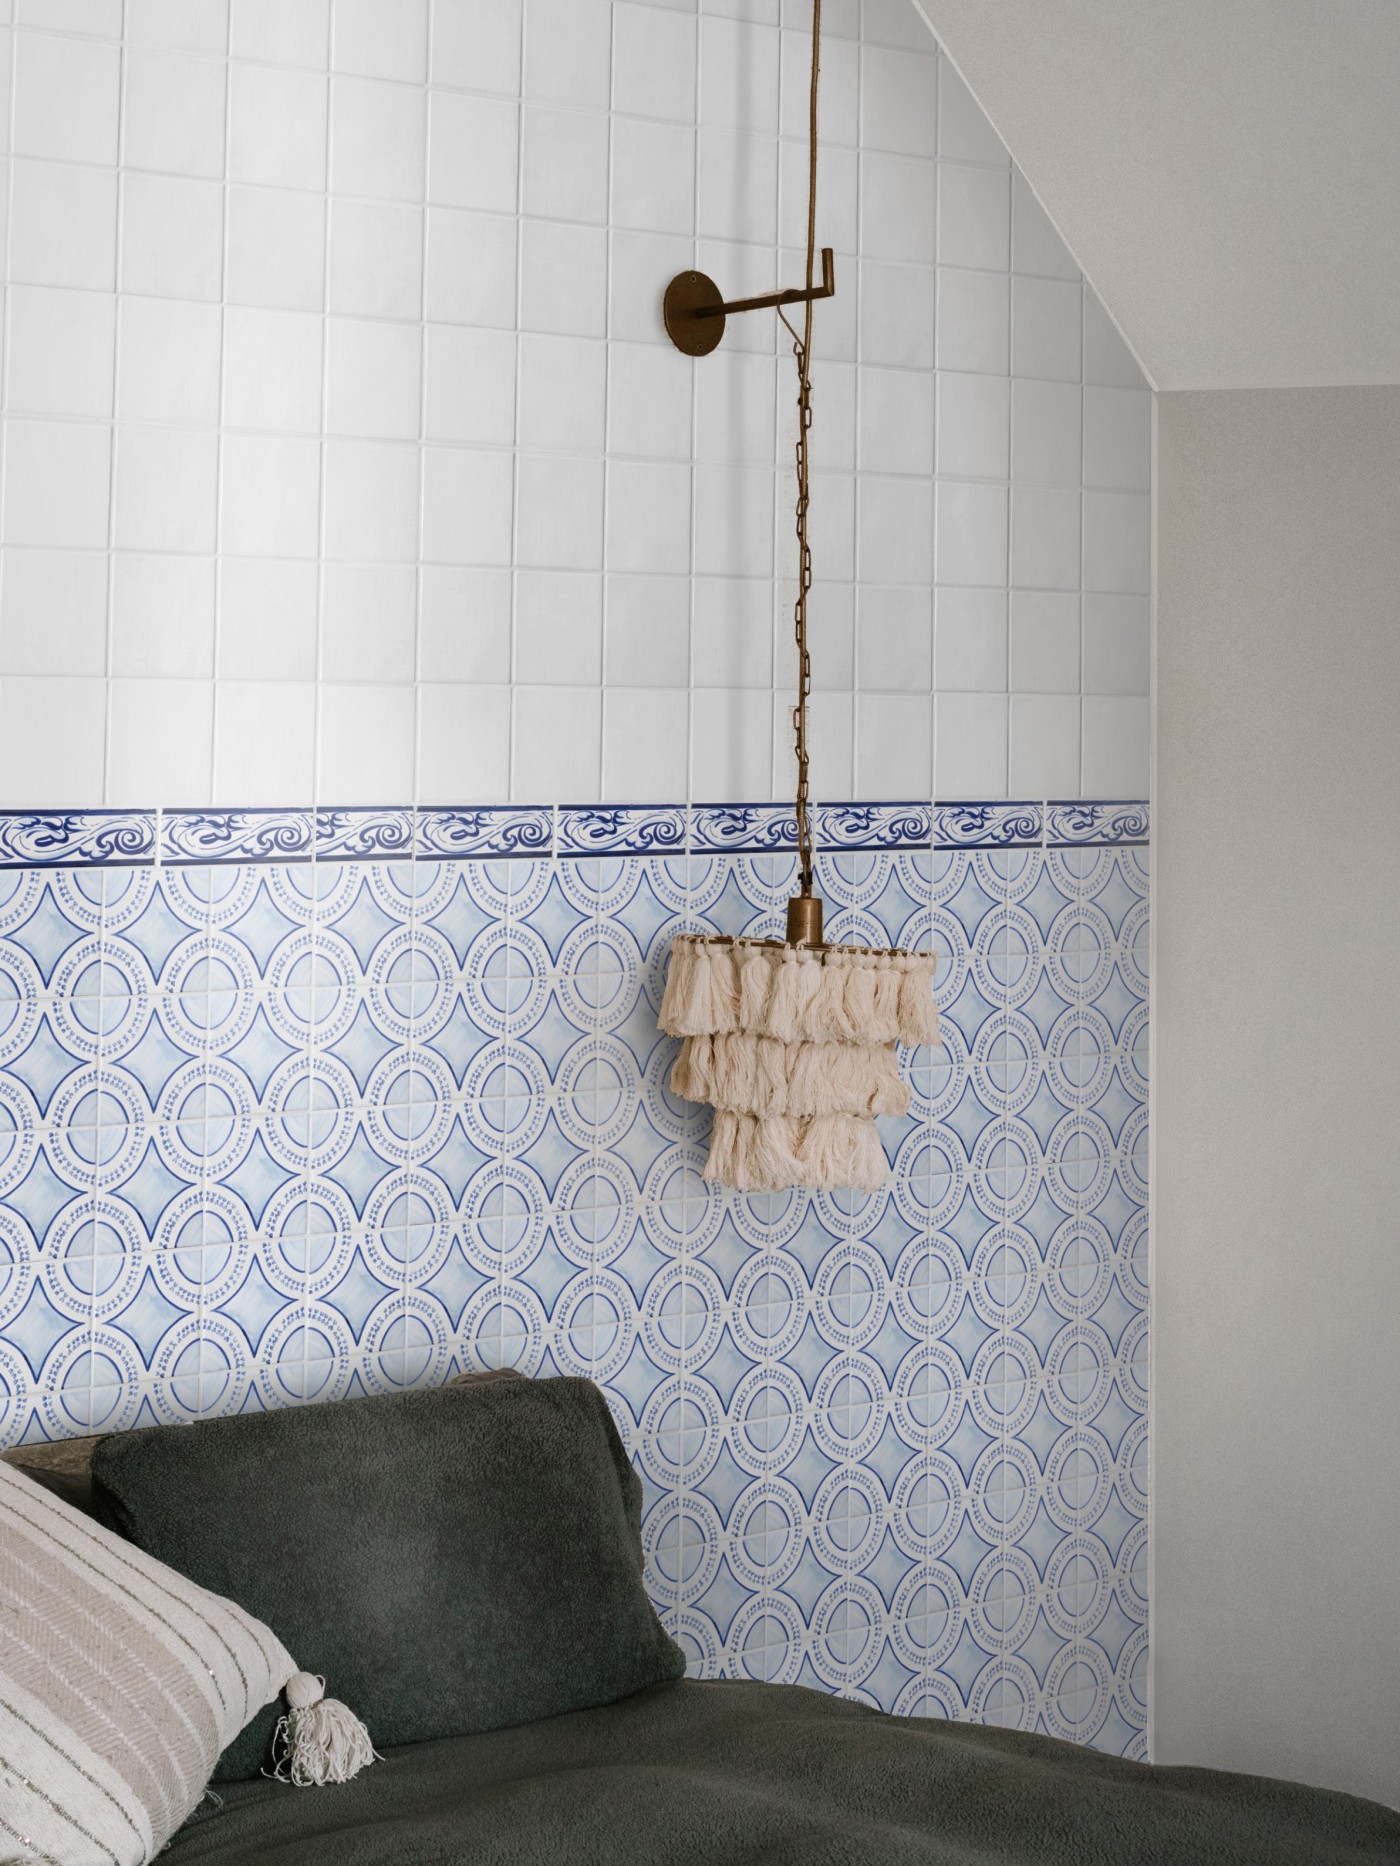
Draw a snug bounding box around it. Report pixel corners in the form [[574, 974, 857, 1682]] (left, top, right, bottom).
[[163, 1679, 1400, 1866]]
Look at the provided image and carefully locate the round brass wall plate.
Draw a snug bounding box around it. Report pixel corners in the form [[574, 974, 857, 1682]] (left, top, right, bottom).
[[663, 270, 725, 356]]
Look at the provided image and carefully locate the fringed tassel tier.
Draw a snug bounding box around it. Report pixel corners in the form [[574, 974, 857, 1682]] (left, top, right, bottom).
[[659, 935, 939, 1194]]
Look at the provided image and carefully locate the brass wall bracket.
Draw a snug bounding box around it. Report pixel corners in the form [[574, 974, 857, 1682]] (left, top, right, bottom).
[[663, 248, 836, 358]]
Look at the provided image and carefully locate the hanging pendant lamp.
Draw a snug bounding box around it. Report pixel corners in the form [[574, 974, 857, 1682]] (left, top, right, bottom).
[[658, 0, 939, 1194]]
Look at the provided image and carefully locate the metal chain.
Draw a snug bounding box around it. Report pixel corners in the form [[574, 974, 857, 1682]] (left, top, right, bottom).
[[779, 0, 821, 898]]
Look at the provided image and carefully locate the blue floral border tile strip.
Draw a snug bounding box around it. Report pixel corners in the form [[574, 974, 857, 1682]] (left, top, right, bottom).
[[818, 802, 932, 852], [557, 805, 687, 859], [415, 806, 555, 860], [935, 802, 1044, 848], [691, 803, 799, 854], [0, 810, 156, 868], [161, 809, 314, 865], [1045, 801, 1150, 847], [313, 807, 415, 861]]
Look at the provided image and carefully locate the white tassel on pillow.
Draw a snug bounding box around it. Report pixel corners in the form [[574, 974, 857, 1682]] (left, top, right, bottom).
[[269, 1672, 378, 1787]]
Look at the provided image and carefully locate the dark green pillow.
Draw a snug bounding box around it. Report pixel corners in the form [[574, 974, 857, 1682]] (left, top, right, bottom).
[[89, 1376, 685, 1780]]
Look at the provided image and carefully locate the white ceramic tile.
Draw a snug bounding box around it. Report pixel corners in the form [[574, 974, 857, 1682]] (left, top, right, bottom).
[[123, 46, 226, 178], [937, 163, 1008, 271], [608, 343, 692, 459], [692, 576, 771, 687], [860, 40, 935, 157], [1009, 692, 1079, 795], [226, 185, 326, 311], [779, 138, 858, 255], [521, 105, 610, 225], [934, 586, 1006, 691], [525, 0, 612, 110], [804, 578, 855, 691], [695, 349, 777, 466], [602, 686, 688, 801], [515, 570, 603, 684], [809, 470, 856, 583], [128, 0, 227, 51], [613, 3, 695, 123], [607, 228, 694, 345], [332, 0, 427, 82], [1011, 377, 1082, 485], [696, 239, 783, 357], [700, 14, 778, 133], [808, 359, 857, 474], [934, 690, 1006, 798], [857, 473, 931, 585], [217, 558, 319, 679], [231, 0, 329, 66], [214, 681, 316, 804], [856, 584, 931, 691], [604, 572, 689, 686], [422, 447, 514, 565], [1084, 289, 1147, 389], [325, 318, 423, 441], [331, 75, 426, 203], [10, 159, 118, 290], [117, 296, 222, 426], [1082, 695, 1149, 794], [1011, 274, 1082, 384], [0, 675, 106, 804], [1012, 169, 1079, 280], [934, 479, 1007, 587], [1082, 593, 1149, 696], [856, 365, 932, 476], [691, 686, 770, 801], [516, 454, 606, 570], [1009, 589, 1079, 693], [17, 0, 121, 33], [780, 28, 858, 145], [321, 563, 417, 682], [108, 677, 214, 804], [427, 207, 517, 328], [319, 681, 415, 802], [418, 566, 512, 683], [1083, 490, 1150, 594], [852, 690, 930, 796], [13, 31, 119, 163], [936, 371, 1010, 480], [219, 435, 321, 558], [934, 267, 1008, 377], [120, 174, 224, 301], [111, 554, 214, 678], [418, 682, 510, 802], [696, 128, 778, 244], [800, 689, 854, 800], [4, 420, 111, 548], [0, 549, 108, 676], [604, 457, 694, 570], [424, 325, 517, 445], [429, 0, 521, 93], [937, 56, 1007, 167], [1083, 386, 1151, 492], [519, 219, 606, 337], [1010, 484, 1080, 591], [328, 198, 425, 321], [222, 308, 324, 433], [859, 151, 935, 265], [611, 116, 696, 235], [7, 286, 115, 417], [512, 684, 602, 800], [229, 62, 328, 190], [517, 334, 607, 454], [428, 92, 519, 212], [322, 440, 421, 563], [695, 464, 775, 578], [859, 259, 933, 370]]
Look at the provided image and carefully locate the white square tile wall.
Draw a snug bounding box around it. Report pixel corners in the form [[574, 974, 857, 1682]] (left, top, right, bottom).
[[0, 0, 1150, 807]]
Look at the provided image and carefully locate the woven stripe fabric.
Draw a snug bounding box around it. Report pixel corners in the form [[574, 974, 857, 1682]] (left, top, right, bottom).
[[0, 1460, 293, 1866]]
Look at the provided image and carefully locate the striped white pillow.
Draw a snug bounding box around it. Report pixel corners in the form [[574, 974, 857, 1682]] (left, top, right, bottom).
[[0, 1458, 295, 1866]]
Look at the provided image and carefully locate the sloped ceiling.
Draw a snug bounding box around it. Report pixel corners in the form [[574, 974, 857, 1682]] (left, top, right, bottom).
[[911, 0, 1400, 390]]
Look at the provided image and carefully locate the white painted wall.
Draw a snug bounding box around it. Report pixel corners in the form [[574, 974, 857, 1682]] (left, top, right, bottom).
[[0, 0, 1150, 809], [1154, 386, 1400, 1809]]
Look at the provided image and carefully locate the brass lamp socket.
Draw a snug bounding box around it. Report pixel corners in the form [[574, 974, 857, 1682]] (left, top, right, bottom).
[[786, 894, 824, 948]]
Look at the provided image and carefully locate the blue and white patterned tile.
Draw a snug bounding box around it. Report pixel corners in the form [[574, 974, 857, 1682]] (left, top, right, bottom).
[[313, 807, 415, 863], [691, 803, 798, 854], [415, 806, 554, 861], [1045, 801, 1149, 848], [557, 805, 687, 859], [817, 802, 932, 853], [935, 802, 1043, 850], [161, 809, 314, 866], [0, 810, 157, 869]]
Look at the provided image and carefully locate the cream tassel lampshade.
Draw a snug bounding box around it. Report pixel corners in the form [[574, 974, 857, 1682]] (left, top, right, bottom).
[[657, 0, 941, 1193]]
